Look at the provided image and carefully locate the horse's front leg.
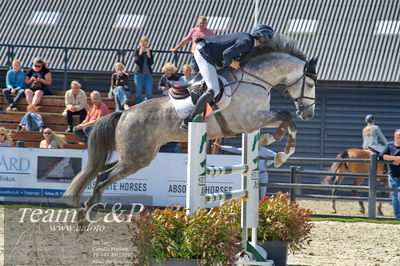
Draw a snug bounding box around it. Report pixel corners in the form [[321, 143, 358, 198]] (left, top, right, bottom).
[[274, 120, 297, 167]]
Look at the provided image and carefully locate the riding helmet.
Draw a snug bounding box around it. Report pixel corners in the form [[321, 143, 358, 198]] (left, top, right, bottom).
[[251, 24, 275, 36], [365, 114, 375, 123]]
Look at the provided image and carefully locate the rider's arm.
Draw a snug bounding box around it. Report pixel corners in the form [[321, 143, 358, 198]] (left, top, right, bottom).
[[376, 127, 388, 145], [223, 39, 254, 67]]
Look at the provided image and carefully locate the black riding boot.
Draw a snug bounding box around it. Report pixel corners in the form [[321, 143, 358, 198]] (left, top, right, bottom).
[[180, 90, 215, 131]]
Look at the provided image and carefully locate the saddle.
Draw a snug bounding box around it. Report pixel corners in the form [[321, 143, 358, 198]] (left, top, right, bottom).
[[169, 73, 225, 107]]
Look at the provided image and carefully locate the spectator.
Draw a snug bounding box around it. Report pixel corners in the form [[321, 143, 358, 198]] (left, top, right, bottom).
[[363, 114, 387, 151], [133, 36, 154, 104], [179, 64, 194, 85], [111, 62, 130, 111], [63, 81, 89, 132], [379, 129, 400, 220], [215, 142, 276, 198], [158, 63, 180, 96], [40, 128, 66, 149], [16, 104, 44, 132], [24, 57, 52, 110], [0, 127, 13, 147], [73, 91, 109, 144], [3, 59, 25, 111], [170, 16, 214, 73]]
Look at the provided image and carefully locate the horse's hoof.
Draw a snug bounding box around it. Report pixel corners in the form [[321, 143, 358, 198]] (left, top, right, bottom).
[[359, 207, 365, 214], [78, 218, 89, 234], [331, 209, 337, 214], [274, 152, 287, 168], [378, 209, 384, 216], [77, 207, 86, 222], [259, 133, 274, 146]]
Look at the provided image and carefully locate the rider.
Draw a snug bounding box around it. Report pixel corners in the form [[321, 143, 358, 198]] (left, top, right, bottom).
[[362, 114, 387, 151], [180, 24, 275, 131]]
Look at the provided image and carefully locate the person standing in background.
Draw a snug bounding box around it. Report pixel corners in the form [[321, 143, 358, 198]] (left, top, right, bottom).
[[170, 16, 214, 73], [133, 36, 154, 104]]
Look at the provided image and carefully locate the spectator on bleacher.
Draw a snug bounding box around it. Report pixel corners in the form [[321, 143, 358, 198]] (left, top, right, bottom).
[[179, 64, 194, 85], [133, 36, 154, 105], [63, 80, 88, 132], [111, 62, 130, 111], [24, 57, 52, 110], [158, 63, 180, 96], [3, 59, 25, 111], [0, 127, 13, 147], [170, 16, 214, 73], [16, 104, 44, 133], [40, 128, 66, 149], [73, 91, 109, 144]]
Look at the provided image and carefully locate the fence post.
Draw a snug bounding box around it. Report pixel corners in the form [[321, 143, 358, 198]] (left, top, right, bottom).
[[368, 152, 377, 219], [290, 166, 297, 202], [63, 48, 69, 91]]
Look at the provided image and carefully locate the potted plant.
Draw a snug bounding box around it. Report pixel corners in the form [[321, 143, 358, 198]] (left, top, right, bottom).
[[129, 201, 242, 265], [257, 192, 314, 266]]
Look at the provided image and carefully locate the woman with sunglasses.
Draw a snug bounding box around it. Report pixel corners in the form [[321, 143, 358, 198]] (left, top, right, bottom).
[[0, 127, 13, 147], [24, 57, 52, 110], [40, 128, 66, 149]]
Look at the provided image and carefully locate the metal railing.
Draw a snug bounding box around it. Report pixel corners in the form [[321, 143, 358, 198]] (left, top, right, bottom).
[[262, 153, 399, 219], [0, 43, 191, 90]]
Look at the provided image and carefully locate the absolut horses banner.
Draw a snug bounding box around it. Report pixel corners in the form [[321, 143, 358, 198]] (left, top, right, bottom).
[[0, 147, 242, 207]]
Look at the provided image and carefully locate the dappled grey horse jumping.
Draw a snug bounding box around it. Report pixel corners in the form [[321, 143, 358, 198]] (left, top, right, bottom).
[[64, 34, 318, 226]]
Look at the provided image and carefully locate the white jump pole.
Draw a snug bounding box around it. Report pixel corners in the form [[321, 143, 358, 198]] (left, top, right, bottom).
[[186, 121, 208, 215]]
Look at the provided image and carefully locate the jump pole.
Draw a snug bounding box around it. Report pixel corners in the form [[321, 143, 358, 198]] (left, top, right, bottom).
[[186, 120, 260, 251]]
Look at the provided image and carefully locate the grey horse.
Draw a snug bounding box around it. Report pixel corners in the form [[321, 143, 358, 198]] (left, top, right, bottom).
[[64, 34, 318, 225]]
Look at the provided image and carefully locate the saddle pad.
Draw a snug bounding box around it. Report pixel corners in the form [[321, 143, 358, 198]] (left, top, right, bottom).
[[169, 76, 232, 119]]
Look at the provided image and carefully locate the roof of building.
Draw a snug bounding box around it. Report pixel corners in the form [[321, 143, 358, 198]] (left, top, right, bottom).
[[0, 0, 399, 81]]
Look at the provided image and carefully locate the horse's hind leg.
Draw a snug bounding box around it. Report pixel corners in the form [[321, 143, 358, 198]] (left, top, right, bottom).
[[377, 191, 385, 216], [331, 176, 344, 214], [78, 161, 140, 228]]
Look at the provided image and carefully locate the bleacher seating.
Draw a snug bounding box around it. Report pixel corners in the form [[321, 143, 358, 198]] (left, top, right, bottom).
[[0, 90, 188, 152]]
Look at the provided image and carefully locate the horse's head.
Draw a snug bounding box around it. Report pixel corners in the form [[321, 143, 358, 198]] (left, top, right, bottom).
[[281, 56, 318, 120]]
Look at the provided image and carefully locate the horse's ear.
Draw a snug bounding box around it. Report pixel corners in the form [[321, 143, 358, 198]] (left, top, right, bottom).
[[309, 56, 318, 67], [308, 56, 318, 75]]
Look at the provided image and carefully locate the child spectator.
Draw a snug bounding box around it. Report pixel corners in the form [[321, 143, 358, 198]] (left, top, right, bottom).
[[24, 57, 52, 110], [16, 104, 44, 132], [63, 80, 88, 132], [133, 36, 154, 104], [158, 63, 180, 96], [111, 62, 130, 111], [0, 127, 13, 147], [73, 91, 109, 144], [3, 59, 25, 111], [179, 64, 194, 85], [40, 128, 66, 149]]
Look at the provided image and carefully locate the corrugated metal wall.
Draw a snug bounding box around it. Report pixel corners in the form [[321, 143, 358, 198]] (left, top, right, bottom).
[[222, 82, 400, 192], [0, 0, 399, 81]]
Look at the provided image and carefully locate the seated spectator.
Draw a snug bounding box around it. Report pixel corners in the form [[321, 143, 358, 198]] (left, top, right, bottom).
[[133, 36, 154, 104], [63, 80, 88, 132], [158, 63, 180, 96], [0, 127, 13, 147], [40, 128, 66, 149], [16, 105, 44, 132], [3, 59, 25, 111], [24, 57, 52, 110], [111, 62, 130, 111], [73, 91, 110, 144], [179, 64, 194, 85]]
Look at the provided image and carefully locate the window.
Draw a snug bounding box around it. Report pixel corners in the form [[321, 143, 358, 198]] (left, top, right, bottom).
[[114, 14, 146, 29], [207, 16, 231, 31], [375, 20, 400, 35], [287, 19, 318, 33], [30, 11, 60, 26]]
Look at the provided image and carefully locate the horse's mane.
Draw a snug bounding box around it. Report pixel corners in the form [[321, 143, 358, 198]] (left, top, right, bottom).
[[244, 33, 307, 63]]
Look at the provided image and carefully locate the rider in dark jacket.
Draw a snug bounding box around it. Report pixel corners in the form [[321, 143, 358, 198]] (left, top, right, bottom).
[[180, 24, 275, 131]]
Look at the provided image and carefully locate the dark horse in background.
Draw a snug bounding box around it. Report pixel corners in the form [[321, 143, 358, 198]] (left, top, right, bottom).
[[64, 34, 318, 227], [324, 148, 388, 216]]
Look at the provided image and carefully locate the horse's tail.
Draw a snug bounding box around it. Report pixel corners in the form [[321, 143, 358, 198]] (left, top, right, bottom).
[[322, 150, 350, 184], [64, 111, 123, 206]]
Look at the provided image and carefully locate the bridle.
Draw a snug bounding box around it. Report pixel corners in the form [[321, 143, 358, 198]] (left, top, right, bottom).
[[229, 61, 317, 115]]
